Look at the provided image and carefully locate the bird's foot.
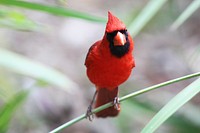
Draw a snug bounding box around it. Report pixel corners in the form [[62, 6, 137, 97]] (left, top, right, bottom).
[[86, 90, 98, 121], [86, 104, 94, 121], [113, 97, 120, 110]]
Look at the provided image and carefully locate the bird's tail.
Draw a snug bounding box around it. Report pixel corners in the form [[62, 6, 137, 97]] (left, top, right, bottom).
[[95, 87, 120, 118]]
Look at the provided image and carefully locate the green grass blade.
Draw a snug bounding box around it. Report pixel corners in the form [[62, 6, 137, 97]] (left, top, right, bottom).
[[0, 91, 28, 133], [141, 78, 200, 133], [49, 72, 200, 133], [0, 72, 16, 101], [170, 0, 200, 31], [128, 0, 168, 37], [0, 48, 78, 92], [0, 0, 106, 22], [0, 9, 40, 31]]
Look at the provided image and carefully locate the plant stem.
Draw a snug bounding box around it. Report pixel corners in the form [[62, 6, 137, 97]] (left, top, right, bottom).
[[0, 0, 106, 22], [120, 72, 200, 101], [170, 0, 200, 31], [49, 72, 200, 133], [128, 0, 168, 37]]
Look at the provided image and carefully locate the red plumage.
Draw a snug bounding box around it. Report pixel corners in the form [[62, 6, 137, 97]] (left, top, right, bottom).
[[85, 11, 135, 118]]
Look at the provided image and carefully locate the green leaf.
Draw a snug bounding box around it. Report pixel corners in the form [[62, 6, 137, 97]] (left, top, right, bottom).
[[49, 72, 200, 133], [0, 48, 78, 93], [0, 9, 40, 31], [0, 91, 28, 133], [0, 71, 16, 101], [128, 0, 168, 37], [170, 0, 200, 31], [0, 0, 106, 22], [141, 78, 200, 133]]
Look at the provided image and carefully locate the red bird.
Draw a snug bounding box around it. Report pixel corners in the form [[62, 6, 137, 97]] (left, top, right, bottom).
[[85, 11, 135, 119]]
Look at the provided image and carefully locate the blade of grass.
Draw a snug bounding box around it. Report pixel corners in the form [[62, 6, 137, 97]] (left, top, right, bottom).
[[49, 72, 200, 133], [0, 9, 40, 31], [0, 0, 106, 22], [0, 48, 78, 93], [0, 72, 16, 101], [128, 0, 168, 37], [141, 77, 200, 133], [0, 91, 28, 133], [170, 0, 200, 31]]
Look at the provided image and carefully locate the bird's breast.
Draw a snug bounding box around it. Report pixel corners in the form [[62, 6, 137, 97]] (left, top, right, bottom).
[[87, 52, 134, 89]]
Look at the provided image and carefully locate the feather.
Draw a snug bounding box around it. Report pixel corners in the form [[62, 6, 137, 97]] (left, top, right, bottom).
[[95, 87, 120, 117]]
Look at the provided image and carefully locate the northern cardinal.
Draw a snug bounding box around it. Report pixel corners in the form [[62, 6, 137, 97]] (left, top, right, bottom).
[[85, 11, 135, 119]]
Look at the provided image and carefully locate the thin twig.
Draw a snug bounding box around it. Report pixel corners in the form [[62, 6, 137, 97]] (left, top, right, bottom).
[[49, 72, 200, 133]]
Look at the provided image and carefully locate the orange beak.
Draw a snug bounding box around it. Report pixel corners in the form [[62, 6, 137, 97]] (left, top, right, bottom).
[[113, 32, 126, 46]]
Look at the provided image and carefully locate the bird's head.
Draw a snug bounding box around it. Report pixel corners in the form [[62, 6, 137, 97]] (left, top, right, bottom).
[[105, 11, 130, 57]]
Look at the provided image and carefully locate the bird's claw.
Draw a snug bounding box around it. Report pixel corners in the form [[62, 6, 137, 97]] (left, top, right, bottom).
[[86, 90, 98, 121], [113, 97, 120, 110], [86, 105, 94, 121]]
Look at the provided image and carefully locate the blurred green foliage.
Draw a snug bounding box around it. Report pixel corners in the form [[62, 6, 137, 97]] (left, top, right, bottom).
[[0, 0, 106, 22], [142, 78, 200, 133], [0, 48, 78, 93], [0, 91, 28, 133], [0, 0, 200, 133], [0, 8, 39, 31]]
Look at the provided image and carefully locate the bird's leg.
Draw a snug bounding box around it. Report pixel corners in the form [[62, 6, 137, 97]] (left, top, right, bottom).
[[86, 90, 98, 121], [113, 96, 120, 110], [113, 89, 120, 110]]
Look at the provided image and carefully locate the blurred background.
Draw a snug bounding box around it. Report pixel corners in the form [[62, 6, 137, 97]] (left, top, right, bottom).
[[0, 0, 200, 133]]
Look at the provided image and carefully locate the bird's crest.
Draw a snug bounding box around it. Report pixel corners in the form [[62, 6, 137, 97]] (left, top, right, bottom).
[[106, 11, 126, 33]]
